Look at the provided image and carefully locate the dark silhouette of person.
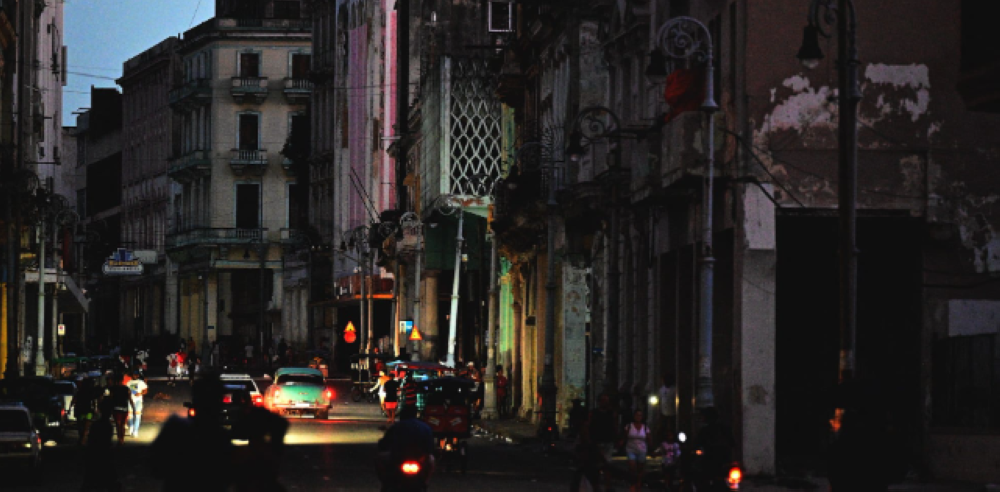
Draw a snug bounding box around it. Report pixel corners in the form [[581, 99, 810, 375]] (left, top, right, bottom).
[[231, 406, 289, 492], [150, 371, 233, 491], [80, 399, 120, 491]]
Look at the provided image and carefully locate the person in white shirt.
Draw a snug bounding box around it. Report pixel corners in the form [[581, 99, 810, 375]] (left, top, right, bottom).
[[658, 373, 677, 436], [127, 373, 148, 437]]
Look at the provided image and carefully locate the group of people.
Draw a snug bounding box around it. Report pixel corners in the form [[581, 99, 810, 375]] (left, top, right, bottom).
[[166, 337, 202, 386], [370, 369, 420, 426], [71, 370, 149, 447], [456, 361, 510, 417]]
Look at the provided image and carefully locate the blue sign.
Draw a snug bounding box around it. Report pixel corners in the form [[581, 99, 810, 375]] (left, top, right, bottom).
[[400, 320, 413, 337], [102, 248, 144, 276]]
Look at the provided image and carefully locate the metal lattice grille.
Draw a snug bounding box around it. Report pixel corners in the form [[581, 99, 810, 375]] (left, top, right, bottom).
[[449, 58, 502, 197]]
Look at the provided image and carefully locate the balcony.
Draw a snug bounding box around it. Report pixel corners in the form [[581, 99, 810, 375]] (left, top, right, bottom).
[[166, 227, 267, 250], [230, 149, 268, 176], [283, 77, 313, 103], [231, 77, 269, 103], [167, 150, 212, 183], [169, 78, 212, 110]]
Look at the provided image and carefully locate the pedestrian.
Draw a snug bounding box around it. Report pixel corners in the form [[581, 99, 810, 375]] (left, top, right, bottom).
[[589, 393, 618, 492], [244, 341, 254, 368], [370, 370, 392, 414], [70, 377, 97, 446], [108, 374, 135, 446], [402, 372, 419, 413], [277, 338, 288, 366], [657, 373, 677, 437], [654, 429, 682, 490], [166, 353, 179, 386], [126, 372, 148, 438], [179, 337, 186, 354], [496, 366, 509, 418], [188, 355, 199, 386], [210, 341, 220, 367], [619, 409, 652, 492], [381, 372, 401, 427], [150, 372, 234, 491], [80, 398, 121, 491], [187, 337, 197, 357]]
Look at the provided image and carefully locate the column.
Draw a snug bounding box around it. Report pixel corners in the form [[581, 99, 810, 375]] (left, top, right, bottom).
[[740, 184, 777, 475], [420, 271, 439, 361]]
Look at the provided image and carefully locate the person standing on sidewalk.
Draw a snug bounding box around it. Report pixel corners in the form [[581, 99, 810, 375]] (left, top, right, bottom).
[[381, 372, 401, 427], [496, 366, 509, 418]]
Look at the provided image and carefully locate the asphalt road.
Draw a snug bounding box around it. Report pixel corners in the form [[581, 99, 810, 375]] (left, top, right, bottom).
[[3, 378, 575, 491]]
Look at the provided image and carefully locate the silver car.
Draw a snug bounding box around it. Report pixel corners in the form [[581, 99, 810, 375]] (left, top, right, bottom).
[[0, 403, 42, 471]]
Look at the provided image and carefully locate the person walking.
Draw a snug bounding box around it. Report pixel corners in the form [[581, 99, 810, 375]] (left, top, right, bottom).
[[620, 409, 651, 492], [126, 372, 148, 438], [80, 399, 121, 491], [496, 366, 509, 418], [657, 373, 677, 437], [70, 377, 97, 446], [402, 372, 419, 414], [166, 353, 179, 386], [589, 393, 619, 492], [381, 372, 401, 427], [108, 374, 135, 446]]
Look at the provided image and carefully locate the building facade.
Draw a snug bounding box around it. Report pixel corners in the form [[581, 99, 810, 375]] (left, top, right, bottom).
[[165, 0, 311, 363], [117, 37, 179, 351]]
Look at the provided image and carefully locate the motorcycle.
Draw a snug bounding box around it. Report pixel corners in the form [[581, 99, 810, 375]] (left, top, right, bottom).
[[677, 431, 742, 491], [380, 454, 433, 492]]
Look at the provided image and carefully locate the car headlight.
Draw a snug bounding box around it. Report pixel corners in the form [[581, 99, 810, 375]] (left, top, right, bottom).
[[23, 442, 33, 449]]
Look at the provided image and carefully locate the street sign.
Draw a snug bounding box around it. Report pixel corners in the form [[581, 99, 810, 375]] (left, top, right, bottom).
[[132, 250, 158, 264], [57, 324, 65, 336], [344, 321, 357, 344], [102, 248, 144, 276], [399, 320, 413, 337], [408, 325, 423, 341]]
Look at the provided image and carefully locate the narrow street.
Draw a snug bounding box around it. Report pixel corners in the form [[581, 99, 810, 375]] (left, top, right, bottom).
[[4, 379, 575, 491]]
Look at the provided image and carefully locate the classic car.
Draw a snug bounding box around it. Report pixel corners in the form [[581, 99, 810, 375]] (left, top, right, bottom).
[[264, 367, 333, 419]]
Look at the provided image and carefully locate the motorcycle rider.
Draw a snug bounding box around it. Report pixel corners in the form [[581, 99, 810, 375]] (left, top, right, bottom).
[[376, 405, 436, 491]]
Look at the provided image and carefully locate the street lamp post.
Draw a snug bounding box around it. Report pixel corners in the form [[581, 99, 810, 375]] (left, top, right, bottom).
[[797, 0, 860, 386], [653, 16, 719, 410], [399, 212, 424, 361], [477, 175, 503, 421]]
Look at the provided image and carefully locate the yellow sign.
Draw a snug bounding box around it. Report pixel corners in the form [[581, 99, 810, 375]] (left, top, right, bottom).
[[408, 325, 423, 341], [345, 321, 356, 333]]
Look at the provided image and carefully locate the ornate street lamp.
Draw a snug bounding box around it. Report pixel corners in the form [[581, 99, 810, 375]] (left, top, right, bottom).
[[652, 15, 718, 411], [799, 0, 860, 390]]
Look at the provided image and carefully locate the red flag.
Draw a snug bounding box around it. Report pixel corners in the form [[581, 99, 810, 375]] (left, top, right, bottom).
[[663, 68, 706, 123]]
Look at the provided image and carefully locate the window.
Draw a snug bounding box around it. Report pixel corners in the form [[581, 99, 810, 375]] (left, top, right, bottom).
[[236, 184, 261, 230], [933, 333, 999, 428], [273, 1, 301, 20], [239, 52, 261, 78], [291, 53, 311, 79], [288, 183, 304, 229], [488, 1, 514, 33], [238, 113, 260, 150]]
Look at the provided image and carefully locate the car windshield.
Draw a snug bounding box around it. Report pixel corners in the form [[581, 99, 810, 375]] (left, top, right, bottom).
[[222, 380, 258, 393], [0, 410, 31, 432], [277, 374, 323, 385]]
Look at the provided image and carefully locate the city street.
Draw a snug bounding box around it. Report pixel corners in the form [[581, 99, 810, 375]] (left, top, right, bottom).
[[4, 379, 575, 491]]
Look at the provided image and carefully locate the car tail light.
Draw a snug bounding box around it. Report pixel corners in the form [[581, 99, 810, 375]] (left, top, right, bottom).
[[274, 389, 281, 399], [728, 465, 742, 490], [325, 389, 333, 400], [253, 395, 264, 406], [188, 408, 196, 418], [61, 409, 66, 417], [401, 461, 421, 475]]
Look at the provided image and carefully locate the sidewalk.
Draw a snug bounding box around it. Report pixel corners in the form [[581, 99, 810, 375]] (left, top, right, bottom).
[[473, 418, 991, 492]]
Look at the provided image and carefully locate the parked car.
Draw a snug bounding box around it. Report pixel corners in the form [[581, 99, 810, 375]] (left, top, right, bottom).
[[264, 367, 333, 419], [52, 380, 77, 422], [0, 377, 66, 441], [219, 373, 264, 406], [0, 403, 43, 471], [182, 385, 255, 440]]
